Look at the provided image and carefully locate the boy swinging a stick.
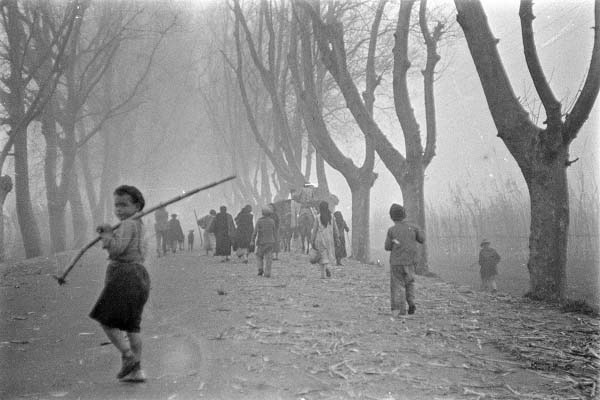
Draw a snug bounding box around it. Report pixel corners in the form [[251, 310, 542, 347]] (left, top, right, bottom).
[[53, 176, 236, 383], [90, 185, 150, 382]]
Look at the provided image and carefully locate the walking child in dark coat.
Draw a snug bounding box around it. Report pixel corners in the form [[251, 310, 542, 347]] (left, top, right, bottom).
[[384, 203, 425, 317], [90, 185, 150, 382]]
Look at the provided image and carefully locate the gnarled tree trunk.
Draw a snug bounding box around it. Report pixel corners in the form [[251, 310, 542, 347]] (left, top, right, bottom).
[[455, 0, 599, 300]]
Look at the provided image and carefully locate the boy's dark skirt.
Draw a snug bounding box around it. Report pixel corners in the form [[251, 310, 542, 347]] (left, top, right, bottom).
[[90, 261, 150, 333]]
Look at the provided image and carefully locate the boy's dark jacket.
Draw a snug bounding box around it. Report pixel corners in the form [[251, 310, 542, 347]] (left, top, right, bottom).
[[385, 221, 425, 266]]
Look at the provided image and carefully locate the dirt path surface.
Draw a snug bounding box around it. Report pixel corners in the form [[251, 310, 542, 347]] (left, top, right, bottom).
[[1, 249, 598, 400]]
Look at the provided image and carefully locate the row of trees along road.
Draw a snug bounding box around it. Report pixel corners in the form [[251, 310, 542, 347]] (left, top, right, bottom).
[[225, 0, 453, 267], [0, 0, 597, 303], [220, 0, 599, 301], [0, 0, 175, 258]]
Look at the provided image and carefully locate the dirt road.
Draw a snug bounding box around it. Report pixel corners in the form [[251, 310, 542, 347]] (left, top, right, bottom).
[[1, 249, 598, 399]]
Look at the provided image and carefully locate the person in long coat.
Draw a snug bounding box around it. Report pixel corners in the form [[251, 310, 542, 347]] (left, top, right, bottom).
[[209, 205, 236, 262], [234, 205, 254, 264], [333, 211, 350, 265], [167, 214, 184, 253]]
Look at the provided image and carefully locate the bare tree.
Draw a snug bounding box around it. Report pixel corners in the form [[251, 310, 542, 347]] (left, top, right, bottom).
[[289, 2, 379, 262], [75, 5, 174, 233], [0, 0, 80, 258], [299, 0, 449, 273], [454, 0, 600, 301], [232, 0, 307, 198]]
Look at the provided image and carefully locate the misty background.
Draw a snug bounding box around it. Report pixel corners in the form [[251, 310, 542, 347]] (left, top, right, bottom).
[[0, 0, 597, 305]]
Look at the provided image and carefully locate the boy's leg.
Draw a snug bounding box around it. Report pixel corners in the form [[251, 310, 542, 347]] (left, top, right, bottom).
[[126, 332, 142, 361], [390, 265, 406, 315], [403, 265, 416, 314], [121, 331, 145, 382], [256, 248, 264, 275], [264, 248, 273, 277], [482, 277, 490, 292], [490, 276, 498, 293], [102, 325, 130, 354], [101, 325, 138, 378]]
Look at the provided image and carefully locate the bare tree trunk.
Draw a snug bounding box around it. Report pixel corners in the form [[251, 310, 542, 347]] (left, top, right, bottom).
[[42, 106, 67, 253], [349, 181, 371, 262], [304, 143, 313, 181], [315, 153, 328, 191], [400, 169, 429, 274], [68, 170, 88, 248], [261, 157, 272, 206], [14, 127, 43, 257], [0, 176, 13, 261], [455, 0, 600, 300], [523, 145, 569, 299]]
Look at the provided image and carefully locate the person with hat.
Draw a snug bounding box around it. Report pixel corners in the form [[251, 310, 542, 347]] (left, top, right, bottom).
[[167, 213, 184, 253], [251, 205, 277, 277], [478, 239, 501, 293], [384, 203, 425, 317]]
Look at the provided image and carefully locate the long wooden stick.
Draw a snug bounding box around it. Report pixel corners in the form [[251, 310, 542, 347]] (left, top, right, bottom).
[[53, 175, 236, 285]]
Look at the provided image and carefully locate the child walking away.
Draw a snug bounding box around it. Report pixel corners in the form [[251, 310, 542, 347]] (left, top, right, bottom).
[[385, 203, 425, 317], [90, 185, 150, 382], [311, 201, 339, 279], [251, 206, 276, 277], [478, 239, 501, 293], [188, 230, 194, 251]]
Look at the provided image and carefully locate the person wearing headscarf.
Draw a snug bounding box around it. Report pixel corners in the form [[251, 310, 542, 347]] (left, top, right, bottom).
[[311, 201, 339, 279], [333, 211, 350, 265], [234, 205, 254, 263], [208, 206, 236, 262]]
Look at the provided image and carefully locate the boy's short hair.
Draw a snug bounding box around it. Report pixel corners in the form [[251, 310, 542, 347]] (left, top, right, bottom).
[[114, 185, 145, 210], [389, 203, 406, 221]]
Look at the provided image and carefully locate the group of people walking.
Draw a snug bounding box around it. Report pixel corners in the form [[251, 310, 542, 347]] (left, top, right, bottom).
[[87, 183, 500, 385], [193, 201, 351, 279], [153, 208, 187, 255]]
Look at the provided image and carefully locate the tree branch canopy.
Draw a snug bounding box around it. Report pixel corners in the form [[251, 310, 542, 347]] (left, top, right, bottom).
[[519, 0, 561, 128], [455, 0, 533, 138], [563, 0, 600, 142]]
